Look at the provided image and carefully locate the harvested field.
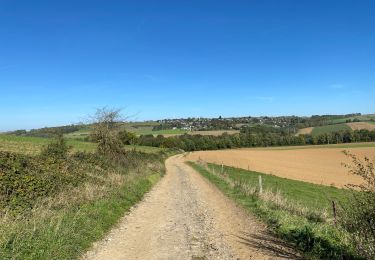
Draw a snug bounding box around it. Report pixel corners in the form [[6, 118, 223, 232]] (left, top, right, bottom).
[[162, 130, 240, 137], [347, 122, 375, 131], [185, 145, 375, 187], [297, 127, 313, 135], [191, 130, 240, 136]]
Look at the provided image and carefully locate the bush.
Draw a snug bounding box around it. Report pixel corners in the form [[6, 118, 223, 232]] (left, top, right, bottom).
[[0, 151, 83, 214], [341, 151, 375, 259], [89, 108, 124, 158], [40, 135, 71, 161]]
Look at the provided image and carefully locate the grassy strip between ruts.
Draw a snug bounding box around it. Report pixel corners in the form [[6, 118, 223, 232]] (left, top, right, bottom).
[[187, 162, 361, 259]]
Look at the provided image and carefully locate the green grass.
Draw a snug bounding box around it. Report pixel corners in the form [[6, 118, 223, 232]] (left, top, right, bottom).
[[205, 163, 350, 211], [0, 134, 165, 155], [123, 144, 166, 153], [328, 114, 375, 124], [62, 122, 187, 137], [188, 162, 360, 259], [0, 171, 163, 260], [311, 124, 351, 136], [0, 134, 96, 155], [63, 128, 91, 140]]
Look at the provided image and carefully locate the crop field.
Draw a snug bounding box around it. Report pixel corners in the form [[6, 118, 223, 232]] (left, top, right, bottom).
[[61, 121, 240, 138], [0, 134, 164, 155], [296, 127, 313, 135], [63, 128, 91, 140], [328, 114, 375, 124], [347, 121, 375, 131], [298, 121, 375, 136], [185, 143, 375, 187], [311, 123, 351, 136], [162, 130, 240, 137]]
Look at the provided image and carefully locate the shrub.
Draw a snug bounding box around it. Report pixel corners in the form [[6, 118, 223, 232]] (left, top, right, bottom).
[[89, 107, 124, 158], [40, 135, 71, 161], [341, 151, 375, 259]]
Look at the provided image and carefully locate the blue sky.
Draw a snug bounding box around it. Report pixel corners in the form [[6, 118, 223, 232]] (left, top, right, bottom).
[[1, 0, 374, 131]]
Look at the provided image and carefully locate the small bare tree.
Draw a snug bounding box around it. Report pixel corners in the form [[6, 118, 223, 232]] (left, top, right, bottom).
[[341, 151, 375, 259], [89, 107, 124, 157]]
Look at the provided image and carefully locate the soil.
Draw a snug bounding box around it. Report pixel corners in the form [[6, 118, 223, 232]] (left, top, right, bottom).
[[184, 147, 375, 187]]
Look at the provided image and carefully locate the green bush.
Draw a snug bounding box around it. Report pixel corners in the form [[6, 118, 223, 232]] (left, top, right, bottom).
[[340, 152, 375, 259], [40, 135, 71, 161], [0, 137, 88, 215]]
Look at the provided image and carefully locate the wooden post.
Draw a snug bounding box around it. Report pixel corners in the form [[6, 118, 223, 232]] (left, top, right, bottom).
[[259, 175, 263, 194], [332, 200, 337, 226], [221, 162, 224, 173]]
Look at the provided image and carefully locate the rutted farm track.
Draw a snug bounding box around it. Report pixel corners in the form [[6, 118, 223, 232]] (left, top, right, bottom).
[[84, 155, 299, 259]]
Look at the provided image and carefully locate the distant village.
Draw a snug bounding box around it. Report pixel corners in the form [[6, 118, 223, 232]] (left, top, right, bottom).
[[153, 113, 363, 131]]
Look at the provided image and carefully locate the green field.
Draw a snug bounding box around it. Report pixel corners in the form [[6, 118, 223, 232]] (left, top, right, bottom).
[[0, 134, 164, 155], [63, 128, 91, 140], [329, 114, 375, 124], [62, 122, 187, 138], [311, 123, 351, 136]]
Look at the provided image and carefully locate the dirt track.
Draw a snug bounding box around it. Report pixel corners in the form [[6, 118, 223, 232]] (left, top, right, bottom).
[[83, 155, 299, 259]]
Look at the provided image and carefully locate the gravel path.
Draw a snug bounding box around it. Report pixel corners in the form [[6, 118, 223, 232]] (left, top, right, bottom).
[[83, 155, 300, 260]]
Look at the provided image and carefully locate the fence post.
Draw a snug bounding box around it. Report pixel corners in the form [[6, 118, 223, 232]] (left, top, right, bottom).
[[332, 200, 337, 226], [259, 175, 263, 194], [221, 162, 224, 173]]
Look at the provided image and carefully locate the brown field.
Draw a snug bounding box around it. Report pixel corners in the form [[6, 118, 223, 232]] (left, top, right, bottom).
[[162, 130, 240, 137], [346, 122, 375, 131], [297, 127, 313, 135], [185, 144, 375, 187]]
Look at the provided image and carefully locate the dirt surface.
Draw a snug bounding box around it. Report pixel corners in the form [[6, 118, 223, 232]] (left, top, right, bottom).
[[185, 147, 375, 187], [83, 155, 299, 260], [162, 130, 240, 137], [346, 122, 375, 131], [296, 127, 313, 135]]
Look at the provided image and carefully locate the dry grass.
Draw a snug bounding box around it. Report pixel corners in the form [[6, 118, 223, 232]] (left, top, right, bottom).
[[186, 145, 375, 187]]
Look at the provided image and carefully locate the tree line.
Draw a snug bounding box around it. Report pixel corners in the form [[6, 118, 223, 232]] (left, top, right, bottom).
[[126, 126, 375, 151]]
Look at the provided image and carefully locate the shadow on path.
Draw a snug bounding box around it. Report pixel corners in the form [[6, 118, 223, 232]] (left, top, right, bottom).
[[236, 231, 302, 259]]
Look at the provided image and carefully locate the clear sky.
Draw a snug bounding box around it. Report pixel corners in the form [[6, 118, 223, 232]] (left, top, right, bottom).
[[1, 0, 374, 131]]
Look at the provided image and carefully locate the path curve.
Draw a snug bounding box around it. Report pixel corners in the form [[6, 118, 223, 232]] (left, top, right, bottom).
[[83, 155, 299, 259]]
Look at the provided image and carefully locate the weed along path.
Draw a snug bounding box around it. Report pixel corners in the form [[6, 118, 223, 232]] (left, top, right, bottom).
[[84, 155, 299, 260]]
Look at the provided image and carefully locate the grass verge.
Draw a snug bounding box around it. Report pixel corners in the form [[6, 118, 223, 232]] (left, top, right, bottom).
[[0, 148, 170, 259], [187, 162, 361, 259]]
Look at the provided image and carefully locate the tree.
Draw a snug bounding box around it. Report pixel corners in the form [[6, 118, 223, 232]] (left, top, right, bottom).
[[89, 107, 124, 157]]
